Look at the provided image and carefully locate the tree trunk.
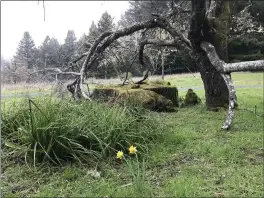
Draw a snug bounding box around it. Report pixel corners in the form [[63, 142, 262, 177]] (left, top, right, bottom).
[[198, 52, 229, 108], [189, 0, 230, 109]]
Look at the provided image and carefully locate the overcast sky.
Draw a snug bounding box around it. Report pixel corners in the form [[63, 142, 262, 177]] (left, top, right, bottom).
[[1, 1, 130, 59]]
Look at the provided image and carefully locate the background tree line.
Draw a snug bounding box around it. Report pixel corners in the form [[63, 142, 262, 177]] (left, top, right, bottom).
[[1, 0, 263, 84]]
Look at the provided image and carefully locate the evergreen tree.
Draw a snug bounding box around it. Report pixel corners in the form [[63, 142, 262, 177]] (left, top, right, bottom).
[[97, 11, 115, 34], [62, 30, 77, 65], [39, 36, 61, 68], [14, 31, 37, 70], [77, 33, 89, 54], [88, 21, 100, 40]]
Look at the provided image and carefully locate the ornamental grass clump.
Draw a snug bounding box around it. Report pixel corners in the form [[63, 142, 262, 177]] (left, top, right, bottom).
[[2, 96, 165, 166]]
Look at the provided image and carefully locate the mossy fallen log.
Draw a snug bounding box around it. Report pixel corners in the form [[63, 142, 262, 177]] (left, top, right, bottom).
[[113, 89, 175, 112], [91, 88, 119, 102], [142, 86, 178, 106], [91, 81, 178, 112]]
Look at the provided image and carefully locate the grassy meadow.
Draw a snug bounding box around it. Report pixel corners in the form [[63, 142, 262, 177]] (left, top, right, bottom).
[[1, 72, 263, 197]]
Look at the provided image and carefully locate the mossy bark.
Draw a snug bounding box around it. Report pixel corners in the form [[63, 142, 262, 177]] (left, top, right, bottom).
[[184, 89, 201, 106], [91, 84, 178, 111], [115, 89, 175, 112], [91, 88, 119, 102], [143, 87, 178, 107]]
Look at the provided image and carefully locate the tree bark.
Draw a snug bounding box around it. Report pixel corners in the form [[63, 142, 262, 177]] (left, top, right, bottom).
[[189, 0, 230, 108], [197, 53, 230, 108]]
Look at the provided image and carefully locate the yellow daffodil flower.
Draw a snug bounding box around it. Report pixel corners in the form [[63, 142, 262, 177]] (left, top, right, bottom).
[[116, 151, 124, 159], [129, 145, 137, 154]]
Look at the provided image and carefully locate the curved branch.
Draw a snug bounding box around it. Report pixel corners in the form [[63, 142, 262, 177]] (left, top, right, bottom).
[[72, 52, 88, 64], [78, 19, 160, 99], [200, 42, 264, 73], [153, 15, 192, 48], [74, 14, 194, 100], [200, 41, 263, 130], [79, 31, 113, 100], [221, 73, 236, 130]]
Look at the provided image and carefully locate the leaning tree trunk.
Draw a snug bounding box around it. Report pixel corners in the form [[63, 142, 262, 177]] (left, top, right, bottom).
[[189, 0, 230, 109], [198, 52, 230, 108]]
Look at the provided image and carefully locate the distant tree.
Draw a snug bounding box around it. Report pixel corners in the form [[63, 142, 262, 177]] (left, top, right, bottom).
[[39, 36, 62, 68], [85, 13, 118, 78], [122, 1, 170, 24], [97, 11, 115, 34], [1, 58, 28, 83], [62, 30, 77, 66], [14, 31, 37, 70], [88, 21, 100, 40], [76, 33, 88, 54]]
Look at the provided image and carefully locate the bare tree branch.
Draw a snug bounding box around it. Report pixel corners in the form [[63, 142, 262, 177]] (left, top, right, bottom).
[[207, 0, 216, 17], [152, 14, 192, 48], [29, 68, 81, 76], [72, 52, 88, 64], [200, 42, 264, 73], [220, 73, 236, 130]]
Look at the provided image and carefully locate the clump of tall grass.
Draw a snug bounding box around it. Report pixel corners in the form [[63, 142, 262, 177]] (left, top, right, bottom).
[[2, 97, 165, 166]]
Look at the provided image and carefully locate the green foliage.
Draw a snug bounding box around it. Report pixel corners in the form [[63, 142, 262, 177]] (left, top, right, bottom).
[[184, 89, 201, 106], [62, 30, 77, 65], [2, 97, 164, 165], [97, 11, 115, 34], [14, 31, 37, 69], [38, 36, 62, 69], [88, 21, 100, 40], [228, 35, 264, 62]]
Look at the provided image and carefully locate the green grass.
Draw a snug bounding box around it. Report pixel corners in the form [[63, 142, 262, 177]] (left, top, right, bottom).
[[2, 97, 164, 166], [1, 72, 263, 197], [1, 83, 53, 95], [167, 72, 263, 88]]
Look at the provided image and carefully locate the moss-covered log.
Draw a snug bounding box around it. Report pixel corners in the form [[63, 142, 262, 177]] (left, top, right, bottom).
[[142, 86, 178, 107], [91, 88, 119, 102], [114, 89, 175, 112], [91, 82, 178, 112]]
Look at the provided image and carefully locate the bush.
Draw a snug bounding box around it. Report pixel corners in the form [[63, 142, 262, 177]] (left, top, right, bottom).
[[2, 97, 165, 165], [184, 89, 201, 106]]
